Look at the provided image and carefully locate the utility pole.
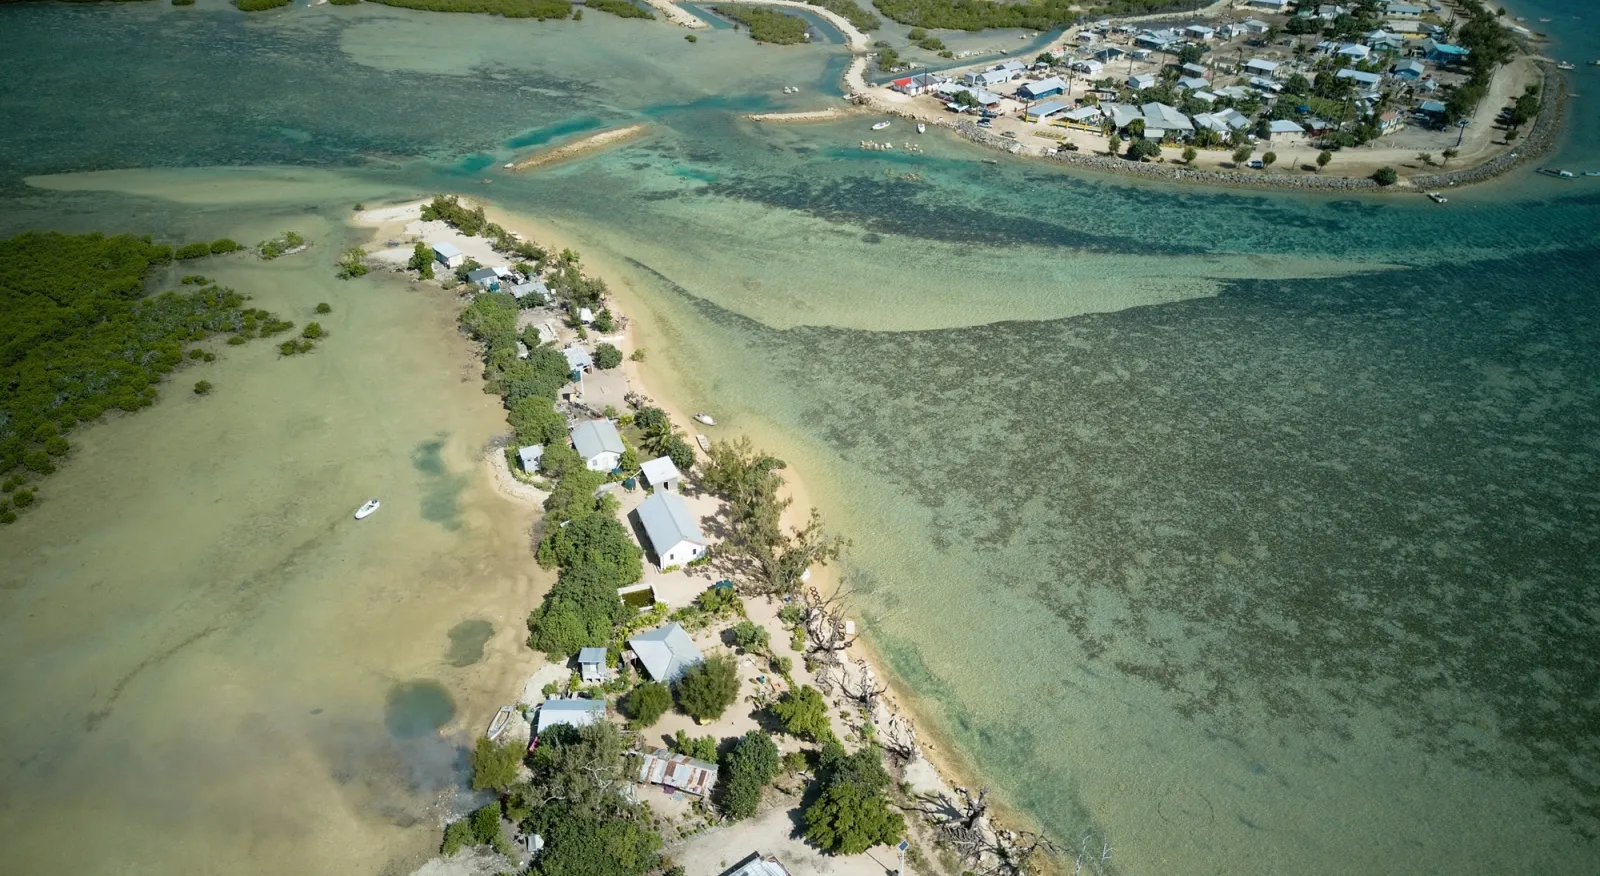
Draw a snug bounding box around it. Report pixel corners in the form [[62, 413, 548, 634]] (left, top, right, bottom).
[[897, 840, 910, 876]]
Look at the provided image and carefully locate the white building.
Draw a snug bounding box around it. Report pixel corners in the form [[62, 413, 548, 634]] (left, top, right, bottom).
[[569, 418, 624, 472], [431, 241, 465, 269], [517, 444, 544, 472], [639, 455, 683, 492], [634, 490, 708, 567], [578, 647, 611, 685], [535, 698, 606, 735]]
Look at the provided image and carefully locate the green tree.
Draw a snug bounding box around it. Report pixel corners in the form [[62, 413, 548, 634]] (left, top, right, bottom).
[[1126, 118, 1145, 139], [669, 730, 721, 762], [1316, 150, 1333, 172], [337, 246, 369, 279], [1441, 147, 1459, 167], [409, 241, 435, 278], [527, 564, 632, 659], [1126, 138, 1161, 161], [803, 743, 904, 855], [175, 242, 211, 260], [594, 343, 624, 370], [193, 380, 213, 395], [301, 322, 324, 339], [1232, 146, 1253, 166], [729, 620, 770, 654], [660, 434, 696, 473], [770, 684, 833, 742], [719, 729, 781, 820], [674, 654, 740, 721], [1178, 44, 1203, 66], [1182, 145, 1197, 164], [315, 301, 332, 313], [209, 238, 242, 254], [509, 397, 568, 447], [623, 681, 672, 729], [537, 512, 643, 583], [1371, 166, 1399, 185], [440, 819, 473, 855], [1261, 151, 1277, 170], [592, 308, 615, 332], [472, 736, 523, 792]]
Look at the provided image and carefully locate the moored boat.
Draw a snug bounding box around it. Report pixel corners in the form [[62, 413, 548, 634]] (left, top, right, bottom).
[[487, 705, 514, 741], [354, 498, 380, 519], [694, 413, 716, 425], [871, 121, 891, 130], [916, 122, 926, 134], [1557, 61, 1576, 70], [1426, 191, 1448, 203]]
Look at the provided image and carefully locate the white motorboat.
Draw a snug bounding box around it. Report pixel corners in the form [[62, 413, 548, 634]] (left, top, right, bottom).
[[1557, 61, 1576, 70], [1426, 191, 1448, 204], [871, 121, 891, 131], [916, 122, 926, 134], [487, 705, 514, 741], [694, 413, 716, 426], [354, 498, 381, 519]]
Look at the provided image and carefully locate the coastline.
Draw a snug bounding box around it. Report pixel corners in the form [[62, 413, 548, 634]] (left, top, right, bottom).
[[357, 197, 1052, 872]]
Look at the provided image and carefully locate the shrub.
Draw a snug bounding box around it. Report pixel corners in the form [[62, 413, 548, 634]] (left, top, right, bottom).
[[719, 730, 780, 820], [175, 242, 211, 260], [236, 0, 293, 10], [592, 309, 615, 333], [315, 302, 332, 314], [440, 819, 473, 856], [729, 620, 770, 654], [337, 246, 369, 279], [670, 730, 720, 762], [193, 380, 213, 395], [770, 684, 832, 741], [472, 736, 523, 792], [685, 33, 697, 42], [1372, 166, 1399, 186], [172, 0, 195, 5], [674, 654, 740, 721], [623, 681, 673, 729], [630, 348, 646, 361], [594, 343, 623, 370], [12, 489, 36, 508], [209, 238, 241, 254], [302, 322, 324, 340]]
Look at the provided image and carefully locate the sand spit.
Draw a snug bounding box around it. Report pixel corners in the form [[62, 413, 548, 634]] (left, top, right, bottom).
[[746, 107, 850, 123], [507, 124, 648, 172]]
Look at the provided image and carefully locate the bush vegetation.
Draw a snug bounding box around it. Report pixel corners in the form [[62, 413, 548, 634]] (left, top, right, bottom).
[[806, 0, 879, 30], [594, 342, 623, 370], [701, 436, 847, 595], [365, 0, 573, 17], [586, 0, 654, 18], [0, 231, 284, 498], [871, 0, 1196, 31], [669, 730, 721, 762], [715, 6, 809, 44], [674, 654, 740, 721], [719, 729, 781, 819], [472, 736, 524, 792], [257, 231, 304, 259], [622, 681, 672, 728], [236, 0, 293, 10], [770, 684, 834, 742], [337, 246, 369, 279], [804, 741, 905, 854]]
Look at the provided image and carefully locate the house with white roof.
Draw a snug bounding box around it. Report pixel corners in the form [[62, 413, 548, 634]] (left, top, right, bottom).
[[634, 490, 708, 567], [1193, 108, 1251, 132], [1177, 76, 1209, 90], [1244, 58, 1280, 76], [517, 444, 544, 472], [1107, 103, 1145, 130], [1023, 99, 1072, 122], [1060, 105, 1105, 126], [508, 277, 549, 302], [1141, 102, 1194, 139], [639, 455, 683, 492], [1184, 24, 1215, 40], [1267, 119, 1307, 140], [1191, 90, 1218, 104], [1337, 43, 1372, 60], [628, 622, 704, 682], [431, 241, 465, 269], [1076, 30, 1098, 45], [1245, 0, 1289, 10], [1336, 68, 1382, 86], [721, 854, 792, 876], [535, 698, 606, 735], [637, 747, 717, 796], [1072, 59, 1105, 76], [1386, 2, 1422, 17], [1127, 72, 1156, 90], [1239, 19, 1271, 34], [569, 418, 624, 472], [562, 344, 592, 374]]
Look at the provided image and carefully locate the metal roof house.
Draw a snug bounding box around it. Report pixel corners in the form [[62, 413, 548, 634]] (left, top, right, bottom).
[[1336, 68, 1382, 86], [1127, 72, 1156, 90], [509, 277, 549, 302], [578, 647, 611, 685], [628, 622, 704, 682], [431, 241, 465, 269], [570, 418, 624, 472], [1177, 76, 1209, 90], [1392, 59, 1426, 80], [517, 444, 544, 472], [1337, 43, 1372, 60], [1244, 58, 1280, 76], [465, 267, 499, 290], [1019, 77, 1066, 100], [634, 490, 708, 567], [1267, 119, 1307, 139], [1184, 24, 1215, 40], [1060, 105, 1105, 125], [1107, 103, 1144, 130], [639, 455, 683, 492], [1023, 99, 1071, 122], [535, 698, 606, 735], [1141, 102, 1194, 137], [636, 747, 717, 796], [562, 344, 593, 374], [721, 853, 791, 876]]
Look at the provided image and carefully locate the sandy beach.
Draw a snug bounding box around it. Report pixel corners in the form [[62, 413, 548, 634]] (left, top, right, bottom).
[[745, 108, 849, 123], [506, 124, 648, 173]]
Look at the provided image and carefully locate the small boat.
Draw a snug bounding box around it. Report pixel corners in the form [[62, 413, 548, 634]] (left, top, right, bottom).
[[1539, 168, 1576, 179], [487, 705, 514, 741], [1592, 60, 1600, 67], [1557, 61, 1576, 70], [981, 158, 999, 164], [503, 162, 513, 169], [354, 498, 380, 519], [695, 434, 711, 453], [871, 121, 891, 131], [1586, 171, 1600, 177], [1426, 191, 1448, 204], [694, 413, 716, 426], [916, 122, 926, 134]]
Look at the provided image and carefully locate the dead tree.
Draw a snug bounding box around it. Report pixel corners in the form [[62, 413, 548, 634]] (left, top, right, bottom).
[[802, 585, 858, 659], [913, 788, 1067, 876]]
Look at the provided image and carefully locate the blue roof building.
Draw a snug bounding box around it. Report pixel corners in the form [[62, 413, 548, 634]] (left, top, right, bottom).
[[1019, 77, 1066, 99]]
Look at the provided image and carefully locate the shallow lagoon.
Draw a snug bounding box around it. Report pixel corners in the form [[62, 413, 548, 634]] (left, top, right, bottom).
[[1, 2, 1597, 875]]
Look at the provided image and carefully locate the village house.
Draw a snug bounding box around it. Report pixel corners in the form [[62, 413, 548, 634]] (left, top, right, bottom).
[[508, 277, 548, 303], [1023, 99, 1071, 122], [517, 444, 544, 473], [1076, 30, 1099, 45], [1141, 102, 1195, 139], [634, 489, 709, 567], [1337, 43, 1372, 61], [636, 748, 718, 796], [569, 418, 624, 472], [1184, 24, 1215, 41], [1072, 59, 1105, 76], [1367, 30, 1408, 51], [1421, 39, 1470, 63], [1177, 75, 1209, 90], [1194, 107, 1251, 132], [1191, 89, 1218, 105], [628, 622, 704, 682], [1019, 76, 1067, 100], [1181, 62, 1209, 79], [1128, 72, 1156, 90], [578, 647, 611, 685], [1244, 0, 1290, 10], [1385, 2, 1422, 17], [1059, 105, 1105, 127], [562, 344, 592, 374], [1391, 59, 1426, 80], [1239, 19, 1272, 35], [1267, 119, 1307, 141], [431, 241, 465, 269], [890, 73, 940, 95], [722, 853, 791, 876], [639, 455, 682, 492], [1107, 103, 1144, 131], [535, 698, 606, 735], [465, 267, 500, 290], [1250, 75, 1284, 93], [963, 69, 1013, 89], [1244, 58, 1281, 77], [1336, 68, 1383, 87]]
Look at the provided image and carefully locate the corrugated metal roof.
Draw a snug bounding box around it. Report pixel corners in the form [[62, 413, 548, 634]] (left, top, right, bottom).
[[570, 418, 623, 460], [628, 622, 703, 682]]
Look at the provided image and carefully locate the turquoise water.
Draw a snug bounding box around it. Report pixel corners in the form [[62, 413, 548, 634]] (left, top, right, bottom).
[[1, 2, 1597, 875]]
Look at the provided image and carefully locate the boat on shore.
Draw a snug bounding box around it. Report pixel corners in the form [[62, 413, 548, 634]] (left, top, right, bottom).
[[354, 498, 380, 519], [694, 413, 716, 426], [1426, 191, 1448, 203], [695, 434, 711, 453], [871, 121, 891, 131], [487, 705, 514, 741]]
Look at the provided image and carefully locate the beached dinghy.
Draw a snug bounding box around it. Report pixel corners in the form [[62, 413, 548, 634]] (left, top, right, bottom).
[[487, 705, 514, 741], [354, 498, 381, 519], [694, 413, 716, 426]]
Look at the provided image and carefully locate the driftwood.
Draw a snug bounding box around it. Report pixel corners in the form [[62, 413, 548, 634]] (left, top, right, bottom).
[[910, 787, 1076, 876]]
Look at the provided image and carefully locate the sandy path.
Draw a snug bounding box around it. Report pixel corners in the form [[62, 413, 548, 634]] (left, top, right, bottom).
[[508, 124, 648, 172]]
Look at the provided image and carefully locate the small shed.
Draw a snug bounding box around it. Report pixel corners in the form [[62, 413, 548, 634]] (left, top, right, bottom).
[[577, 647, 610, 685], [1244, 58, 1280, 77], [1127, 73, 1155, 90], [578, 307, 595, 324], [465, 267, 499, 290], [432, 242, 465, 269], [637, 748, 717, 796], [517, 444, 544, 472], [639, 455, 683, 492]]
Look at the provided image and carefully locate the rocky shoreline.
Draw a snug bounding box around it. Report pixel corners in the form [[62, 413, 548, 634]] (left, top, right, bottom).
[[856, 64, 1568, 195]]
